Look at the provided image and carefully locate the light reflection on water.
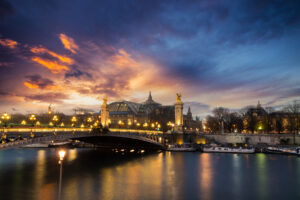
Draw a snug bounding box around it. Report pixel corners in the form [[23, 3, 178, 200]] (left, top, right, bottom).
[[199, 153, 212, 200], [0, 149, 300, 200]]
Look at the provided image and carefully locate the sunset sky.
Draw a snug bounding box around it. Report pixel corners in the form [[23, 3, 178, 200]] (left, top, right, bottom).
[[0, 0, 300, 117]]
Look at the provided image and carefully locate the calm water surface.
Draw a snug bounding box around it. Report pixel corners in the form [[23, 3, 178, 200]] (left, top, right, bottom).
[[0, 149, 300, 200]]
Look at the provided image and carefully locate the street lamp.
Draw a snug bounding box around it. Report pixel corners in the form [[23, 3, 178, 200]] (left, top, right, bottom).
[[1, 112, 11, 127], [53, 115, 59, 126], [29, 114, 36, 138], [1, 112, 11, 139], [71, 116, 77, 127], [52, 115, 59, 135], [57, 149, 66, 200]]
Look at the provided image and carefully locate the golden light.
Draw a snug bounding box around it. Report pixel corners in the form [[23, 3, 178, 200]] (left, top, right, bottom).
[[71, 116, 77, 122], [1, 112, 11, 120], [87, 117, 92, 123], [36, 121, 40, 126], [118, 120, 123, 125], [128, 121, 132, 126], [157, 124, 161, 128], [53, 115, 59, 122], [29, 114, 36, 121], [151, 123, 155, 128], [93, 122, 98, 126], [49, 122, 54, 126], [58, 149, 66, 161], [80, 124, 85, 128], [136, 123, 140, 126], [143, 122, 148, 127], [108, 119, 111, 124], [60, 122, 64, 127], [21, 120, 27, 125]]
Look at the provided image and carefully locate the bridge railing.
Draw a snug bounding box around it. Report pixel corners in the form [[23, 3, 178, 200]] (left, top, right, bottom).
[[0, 130, 164, 149]]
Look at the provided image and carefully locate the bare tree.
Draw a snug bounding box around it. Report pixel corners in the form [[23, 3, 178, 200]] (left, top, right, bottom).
[[213, 107, 229, 133]]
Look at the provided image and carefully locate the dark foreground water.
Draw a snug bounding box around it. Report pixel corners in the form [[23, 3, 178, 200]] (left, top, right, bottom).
[[0, 149, 300, 200]]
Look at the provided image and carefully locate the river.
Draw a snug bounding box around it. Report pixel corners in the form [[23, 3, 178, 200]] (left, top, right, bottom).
[[0, 149, 299, 200]]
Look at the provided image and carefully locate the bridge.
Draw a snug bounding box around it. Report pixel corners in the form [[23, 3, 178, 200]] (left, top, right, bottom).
[[0, 129, 166, 150]]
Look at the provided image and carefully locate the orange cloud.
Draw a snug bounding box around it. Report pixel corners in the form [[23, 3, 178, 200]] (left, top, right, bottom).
[[0, 38, 18, 49], [32, 57, 69, 74], [110, 49, 139, 68], [24, 81, 39, 89], [59, 33, 79, 54], [24, 81, 63, 90], [31, 46, 74, 65]]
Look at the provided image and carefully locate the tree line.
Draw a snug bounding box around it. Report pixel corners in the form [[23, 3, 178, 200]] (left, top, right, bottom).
[[204, 101, 300, 134]]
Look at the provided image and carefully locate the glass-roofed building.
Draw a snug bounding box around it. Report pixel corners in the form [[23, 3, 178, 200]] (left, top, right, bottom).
[[107, 92, 201, 132]]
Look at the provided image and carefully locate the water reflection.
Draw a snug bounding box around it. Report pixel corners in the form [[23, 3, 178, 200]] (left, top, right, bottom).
[[199, 153, 212, 200], [35, 150, 46, 200], [67, 149, 77, 162], [256, 153, 268, 199], [1, 150, 300, 200], [232, 154, 242, 198]]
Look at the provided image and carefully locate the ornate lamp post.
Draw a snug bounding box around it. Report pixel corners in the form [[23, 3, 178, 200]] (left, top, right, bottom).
[[29, 114, 36, 138], [71, 116, 77, 127], [57, 149, 66, 200], [52, 115, 59, 135], [87, 117, 93, 128], [1, 112, 11, 140]]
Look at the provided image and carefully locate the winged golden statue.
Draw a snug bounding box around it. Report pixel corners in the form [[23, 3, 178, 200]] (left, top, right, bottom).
[[176, 93, 182, 102]]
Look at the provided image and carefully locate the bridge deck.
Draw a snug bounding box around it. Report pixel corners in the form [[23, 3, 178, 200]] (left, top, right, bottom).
[[0, 131, 165, 150]]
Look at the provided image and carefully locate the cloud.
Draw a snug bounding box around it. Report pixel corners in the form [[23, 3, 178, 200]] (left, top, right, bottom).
[[24, 92, 69, 103], [59, 33, 79, 54], [65, 68, 92, 79], [0, 38, 18, 49], [30, 46, 74, 65], [31, 57, 69, 74], [0, 0, 14, 19], [24, 74, 62, 90]]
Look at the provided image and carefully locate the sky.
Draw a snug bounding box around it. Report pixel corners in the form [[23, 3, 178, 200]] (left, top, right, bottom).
[[0, 0, 300, 117]]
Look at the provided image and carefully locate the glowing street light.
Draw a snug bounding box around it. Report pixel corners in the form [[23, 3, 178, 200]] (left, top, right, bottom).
[[87, 117, 92, 123], [52, 115, 59, 127], [21, 120, 27, 125], [1, 112, 11, 127], [29, 114, 36, 124], [57, 149, 66, 200], [143, 122, 148, 128], [28, 114, 37, 138], [71, 116, 77, 127]]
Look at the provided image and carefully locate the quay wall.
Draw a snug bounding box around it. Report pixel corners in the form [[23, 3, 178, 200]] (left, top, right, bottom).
[[165, 133, 300, 146]]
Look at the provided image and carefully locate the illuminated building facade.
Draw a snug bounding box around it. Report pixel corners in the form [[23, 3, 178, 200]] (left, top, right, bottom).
[[106, 92, 202, 132]]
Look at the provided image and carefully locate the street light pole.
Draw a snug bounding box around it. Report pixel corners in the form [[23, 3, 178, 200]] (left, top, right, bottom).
[[58, 149, 66, 200]]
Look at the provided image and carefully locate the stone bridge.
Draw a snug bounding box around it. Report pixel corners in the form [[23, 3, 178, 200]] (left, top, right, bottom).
[[0, 131, 166, 150]]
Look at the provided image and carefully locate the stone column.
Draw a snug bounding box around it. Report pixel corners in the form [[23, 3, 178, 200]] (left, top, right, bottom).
[[101, 97, 110, 127], [174, 93, 184, 133]]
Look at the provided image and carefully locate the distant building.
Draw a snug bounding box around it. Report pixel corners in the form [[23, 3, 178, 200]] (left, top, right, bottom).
[[106, 92, 201, 132]]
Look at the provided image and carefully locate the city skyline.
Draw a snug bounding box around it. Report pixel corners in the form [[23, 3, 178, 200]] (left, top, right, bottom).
[[1, 0, 300, 116]]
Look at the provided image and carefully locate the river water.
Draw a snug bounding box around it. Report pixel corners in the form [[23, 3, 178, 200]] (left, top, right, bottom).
[[0, 149, 300, 200]]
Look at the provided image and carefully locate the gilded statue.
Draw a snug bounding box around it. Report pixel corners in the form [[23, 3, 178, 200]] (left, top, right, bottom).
[[176, 93, 182, 102], [103, 96, 108, 105]]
